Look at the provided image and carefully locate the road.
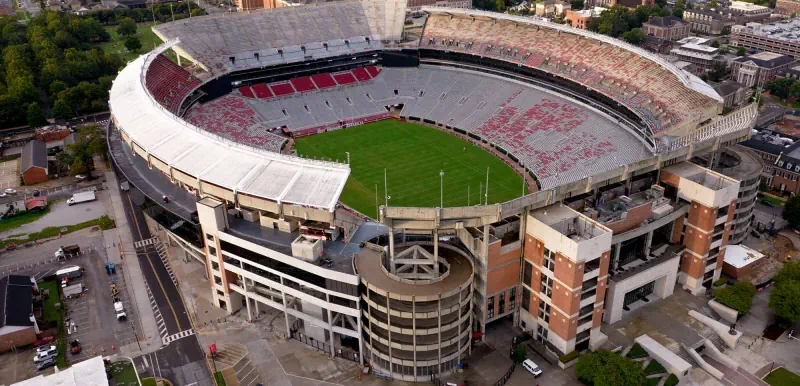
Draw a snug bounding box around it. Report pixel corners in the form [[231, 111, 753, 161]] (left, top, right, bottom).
[[120, 188, 214, 386], [757, 99, 785, 128]]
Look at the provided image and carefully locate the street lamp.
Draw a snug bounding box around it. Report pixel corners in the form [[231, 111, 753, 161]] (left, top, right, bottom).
[[346, 152, 350, 165], [440, 170, 444, 208]]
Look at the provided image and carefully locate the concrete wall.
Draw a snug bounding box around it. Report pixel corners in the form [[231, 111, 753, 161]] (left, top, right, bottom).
[[604, 255, 679, 323], [709, 299, 739, 324], [0, 325, 36, 352], [635, 334, 692, 380]]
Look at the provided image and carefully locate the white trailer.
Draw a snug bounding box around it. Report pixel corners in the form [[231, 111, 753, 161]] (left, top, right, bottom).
[[67, 191, 96, 206]]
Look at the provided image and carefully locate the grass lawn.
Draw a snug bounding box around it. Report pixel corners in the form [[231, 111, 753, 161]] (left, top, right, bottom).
[[109, 361, 140, 385], [141, 379, 157, 386], [98, 23, 164, 62], [295, 121, 525, 216], [214, 371, 227, 386], [764, 367, 800, 386], [760, 195, 785, 208], [1, 215, 115, 248], [39, 280, 67, 368], [0, 206, 50, 233]]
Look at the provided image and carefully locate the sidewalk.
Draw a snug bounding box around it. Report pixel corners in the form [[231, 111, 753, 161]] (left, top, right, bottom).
[[104, 169, 163, 356]]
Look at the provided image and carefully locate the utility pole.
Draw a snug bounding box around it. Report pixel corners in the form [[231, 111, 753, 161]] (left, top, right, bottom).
[[375, 184, 379, 219], [440, 170, 444, 208], [485, 167, 489, 205]]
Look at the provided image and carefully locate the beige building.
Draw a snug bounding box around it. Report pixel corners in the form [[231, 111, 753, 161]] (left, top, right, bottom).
[[643, 16, 691, 41], [535, 0, 570, 17], [731, 52, 797, 88], [712, 80, 749, 111]]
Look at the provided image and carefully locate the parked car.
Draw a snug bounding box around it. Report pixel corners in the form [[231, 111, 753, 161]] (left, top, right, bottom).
[[74, 174, 86, 181], [34, 336, 55, 347], [33, 347, 56, 363], [32, 189, 40, 197], [4, 188, 16, 194], [37, 357, 56, 371], [761, 199, 776, 208], [0, 192, 6, 198], [35, 345, 56, 354], [522, 359, 543, 378]]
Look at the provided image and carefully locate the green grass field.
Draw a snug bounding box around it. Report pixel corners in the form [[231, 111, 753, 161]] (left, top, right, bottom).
[[295, 120, 525, 217], [764, 367, 800, 386], [98, 23, 164, 62]]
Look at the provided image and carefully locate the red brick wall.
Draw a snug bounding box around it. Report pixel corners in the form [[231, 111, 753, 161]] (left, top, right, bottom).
[[604, 203, 653, 234], [0, 327, 36, 353], [22, 167, 47, 185], [554, 252, 583, 289]]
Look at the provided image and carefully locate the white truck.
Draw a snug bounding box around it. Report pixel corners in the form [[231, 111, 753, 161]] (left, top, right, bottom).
[[63, 283, 86, 298], [56, 265, 83, 287], [67, 191, 96, 206], [113, 298, 127, 321]]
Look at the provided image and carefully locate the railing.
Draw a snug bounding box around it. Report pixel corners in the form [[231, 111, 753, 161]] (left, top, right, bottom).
[[288, 319, 359, 363], [431, 362, 516, 386]]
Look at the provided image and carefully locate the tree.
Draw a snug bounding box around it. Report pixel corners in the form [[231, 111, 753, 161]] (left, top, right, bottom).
[[783, 196, 800, 228], [622, 28, 645, 44], [56, 124, 106, 179], [191, 8, 205, 17], [512, 345, 527, 363], [672, 7, 684, 18], [117, 17, 137, 37], [495, 0, 506, 12], [124, 36, 142, 53], [26, 102, 47, 128], [713, 281, 756, 314], [576, 350, 645, 386], [737, 47, 746, 56], [572, 0, 585, 9], [770, 262, 800, 324], [707, 61, 730, 83], [766, 78, 794, 100], [709, 0, 718, 7], [711, 40, 720, 48]]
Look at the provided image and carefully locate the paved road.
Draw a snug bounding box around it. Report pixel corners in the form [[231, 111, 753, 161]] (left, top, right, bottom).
[[120, 188, 213, 386], [757, 99, 785, 128]]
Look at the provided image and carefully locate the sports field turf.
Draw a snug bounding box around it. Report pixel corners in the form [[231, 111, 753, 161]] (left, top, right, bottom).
[[295, 120, 526, 217]]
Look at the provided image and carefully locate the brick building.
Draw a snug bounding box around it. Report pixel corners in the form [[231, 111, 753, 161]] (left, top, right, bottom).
[[565, 7, 606, 29], [20, 140, 48, 185], [643, 16, 691, 41], [0, 275, 38, 353], [730, 52, 797, 88], [731, 19, 800, 58]]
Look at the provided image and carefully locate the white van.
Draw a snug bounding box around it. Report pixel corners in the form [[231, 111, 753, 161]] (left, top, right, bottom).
[[522, 359, 543, 377]]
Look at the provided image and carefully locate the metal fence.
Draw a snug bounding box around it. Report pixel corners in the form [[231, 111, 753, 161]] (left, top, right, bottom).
[[288, 319, 359, 363], [431, 362, 516, 386]]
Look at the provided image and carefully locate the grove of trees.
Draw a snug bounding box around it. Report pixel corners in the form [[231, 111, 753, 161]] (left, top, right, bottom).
[[765, 78, 800, 101], [769, 261, 800, 325], [586, 5, 674, 42], [55, 124, 106, 179], [576, 350, 646, 386]]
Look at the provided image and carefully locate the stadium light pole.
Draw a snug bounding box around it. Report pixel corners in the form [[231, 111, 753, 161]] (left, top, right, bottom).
[[346, 152, 350, 165], [468, 186, 470, 206], [375, 184, 379, 219], [440, 170, 444, 208], [485, 167, 489, 205], [384, 168, 388, 207]]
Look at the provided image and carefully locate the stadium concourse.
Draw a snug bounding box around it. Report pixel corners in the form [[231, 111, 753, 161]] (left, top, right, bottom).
[[107, 0, 762, 382]]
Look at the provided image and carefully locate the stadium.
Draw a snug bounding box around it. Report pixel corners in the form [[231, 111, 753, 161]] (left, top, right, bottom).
[[108, 0, 758, 381]]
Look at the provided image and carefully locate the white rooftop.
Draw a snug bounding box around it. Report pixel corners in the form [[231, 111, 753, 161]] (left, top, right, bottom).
[[12, 356, 108, 386], [109, 41, 350, 211], [724, 244, 764, 268], [729, 1, 769, 12]]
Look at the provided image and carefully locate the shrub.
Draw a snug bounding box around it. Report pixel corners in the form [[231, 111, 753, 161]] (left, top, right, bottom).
[[625, 343, 648, 359], [576, 350, 645, 386], [713, 281, 756, 314], [559, 351, 580, 363], [713, 278, 728, 287]]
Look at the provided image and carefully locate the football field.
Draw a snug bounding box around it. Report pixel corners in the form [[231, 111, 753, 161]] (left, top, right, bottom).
[[295, 120, 526, 217]]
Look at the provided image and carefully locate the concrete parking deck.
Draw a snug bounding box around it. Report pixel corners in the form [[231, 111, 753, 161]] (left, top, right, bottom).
[[355, 247, 472, 297]]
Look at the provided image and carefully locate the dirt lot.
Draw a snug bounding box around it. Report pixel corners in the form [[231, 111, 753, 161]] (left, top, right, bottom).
[[0, 159, 19, 190]]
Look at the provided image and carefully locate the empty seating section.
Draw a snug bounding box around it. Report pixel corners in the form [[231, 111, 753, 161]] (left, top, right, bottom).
[[152, 0, 405, 73], [184, 95, 285, 152], [333, 71, 358, 85], [239, 86, 256, 99], [186, 66, 648, 188], [251, 84, 273, 99], [270, 82, 296, 97], [421, 14, 718, 134], [291, 76, 317, 92], [351, 67, 372, 82], [311, 73, 337, 89], [144, 55, 201, 113]]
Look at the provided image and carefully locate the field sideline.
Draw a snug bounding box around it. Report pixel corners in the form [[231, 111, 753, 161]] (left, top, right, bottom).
[[295, 120, 526, 217]]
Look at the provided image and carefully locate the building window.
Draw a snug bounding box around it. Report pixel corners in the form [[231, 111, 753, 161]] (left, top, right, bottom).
[[509, 287, 516, 310], [207, 233, 215, 241], [540, 275, 554, 298], [214, 275, 222, 285], [211, 261, 219, 271], [524, 261, 533, 286], [216, 290, 224, 297], [487, 296, 495, 319], [538, 301, 551, 323], [208, 246, 217, 256], [499, 293, 505, 315], [543, 248, 556, 271], [218, 299, 227, 309], [522, 287, 530, 312]]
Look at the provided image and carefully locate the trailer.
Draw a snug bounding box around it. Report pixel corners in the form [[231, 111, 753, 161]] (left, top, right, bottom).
[[55, 244, 80, 259], [63, 283, 86, 298], [67, 191, 96, 206], [56, 265, 83, 287]]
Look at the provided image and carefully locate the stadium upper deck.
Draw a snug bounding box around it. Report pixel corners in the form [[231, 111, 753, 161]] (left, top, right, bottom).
[[420, 9, 723, 139], [109, 40, 350, 212], [152, 0, 406, 74]]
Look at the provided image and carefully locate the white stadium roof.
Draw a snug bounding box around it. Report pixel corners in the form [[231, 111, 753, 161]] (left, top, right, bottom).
[[109, 40, 350, 211]]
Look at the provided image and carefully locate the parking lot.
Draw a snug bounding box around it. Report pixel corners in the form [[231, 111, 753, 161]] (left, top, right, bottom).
[[0, 159, 19, 190], [0, 231, 140, 385]]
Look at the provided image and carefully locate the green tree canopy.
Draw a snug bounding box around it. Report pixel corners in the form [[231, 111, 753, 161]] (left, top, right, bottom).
[[713, 281, 756, 314], [572, 0, 585, 9], [117, 17, 137, 37], [576, 351, 646, 386], [769, 268, 800, 324], [737, 47, 746, 56], [783, 196, 800, 228], [26, 102, 47, 128], [124, 35, 142, 52], [622, 28, 645, 44], [56, 124, 106, 179]]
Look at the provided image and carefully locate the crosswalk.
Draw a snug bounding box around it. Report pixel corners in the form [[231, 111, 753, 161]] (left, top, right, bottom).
[[134, 237, 160, 249], [163, 329, 196, 344], [145, 280, 169, 341]]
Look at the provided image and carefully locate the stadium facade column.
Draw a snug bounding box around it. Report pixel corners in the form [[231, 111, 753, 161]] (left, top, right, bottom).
[[325, 294, 336, 357], [433, 229, 439, 273]]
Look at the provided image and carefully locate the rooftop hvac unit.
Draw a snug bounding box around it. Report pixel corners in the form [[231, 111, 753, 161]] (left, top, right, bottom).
[[651, 185, 666, 197], [618, 196, 633, 206]]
